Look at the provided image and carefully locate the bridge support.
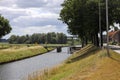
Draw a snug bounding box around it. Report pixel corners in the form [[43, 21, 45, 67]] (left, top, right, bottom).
[[57, 47, 62, 53]]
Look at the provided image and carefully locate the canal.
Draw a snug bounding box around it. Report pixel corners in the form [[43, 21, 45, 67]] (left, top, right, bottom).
[[0, 47, 71, 80]]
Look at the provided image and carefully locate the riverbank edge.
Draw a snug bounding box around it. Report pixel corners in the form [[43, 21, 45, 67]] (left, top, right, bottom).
[[28, 44, 120, 80], [0, 48, 55, 65]]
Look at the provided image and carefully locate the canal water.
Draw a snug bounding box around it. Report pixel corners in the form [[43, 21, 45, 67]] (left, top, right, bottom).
[[0, 47, 71, 80]]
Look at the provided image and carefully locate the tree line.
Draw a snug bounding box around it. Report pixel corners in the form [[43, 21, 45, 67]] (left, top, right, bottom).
[[60, 0, 120, 47], [8, 32, 67, 44]]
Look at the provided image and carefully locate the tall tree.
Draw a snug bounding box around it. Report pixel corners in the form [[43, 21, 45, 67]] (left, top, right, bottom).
[[60, 0, 120, 47], [0, 15, 12, 38]]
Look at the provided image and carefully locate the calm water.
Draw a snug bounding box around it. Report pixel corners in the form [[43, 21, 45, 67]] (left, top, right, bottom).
[[0, 47, 71, 80]]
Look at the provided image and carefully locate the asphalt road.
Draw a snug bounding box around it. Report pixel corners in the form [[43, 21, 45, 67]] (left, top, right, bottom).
[[109, 45, 120, 54], [0, 47, 71, 80]]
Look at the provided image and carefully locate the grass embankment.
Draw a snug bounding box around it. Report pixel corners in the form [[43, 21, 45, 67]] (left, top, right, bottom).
[[0, 43, 36, 49], [0, 45, 53, 64], [28, 44, 120, 80]]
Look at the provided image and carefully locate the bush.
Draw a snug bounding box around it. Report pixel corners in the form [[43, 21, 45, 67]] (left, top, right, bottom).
[[109, 41, 117, 45]]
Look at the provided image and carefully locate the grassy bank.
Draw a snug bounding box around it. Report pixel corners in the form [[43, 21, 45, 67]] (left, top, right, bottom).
[[28, 44, 120, 80], [0, 43, 37, 49], [0, 45, 53, 64]]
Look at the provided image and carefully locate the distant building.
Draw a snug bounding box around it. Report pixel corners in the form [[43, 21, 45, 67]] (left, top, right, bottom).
[[108, 30, 120, 44]]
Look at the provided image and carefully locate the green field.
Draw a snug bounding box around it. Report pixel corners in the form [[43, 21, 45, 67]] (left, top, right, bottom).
[[28, 44, 120, 80], [0, 43, 53, 64]]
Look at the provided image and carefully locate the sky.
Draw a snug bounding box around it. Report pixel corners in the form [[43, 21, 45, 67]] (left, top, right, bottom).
[[0, 0, 68, 39]]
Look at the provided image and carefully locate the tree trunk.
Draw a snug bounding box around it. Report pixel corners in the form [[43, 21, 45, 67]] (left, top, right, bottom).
[[100, 31, 103, 47], [85, 38, 88, 45], [96, 33, 99, 47], [81, 38, 84, 48], [93, 35, 96, 46], [92, 35, 94, 44], [94, 33, 99, 47]]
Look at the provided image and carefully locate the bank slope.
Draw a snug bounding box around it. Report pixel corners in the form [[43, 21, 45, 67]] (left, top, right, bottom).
[[28, 44, 120, 80], [0, 46, 53, 64]]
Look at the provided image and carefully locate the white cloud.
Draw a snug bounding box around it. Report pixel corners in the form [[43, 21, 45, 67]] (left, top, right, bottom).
[[0, 0, 67, 39], [0, 0, 17, 7], [24, 25, 58, 34], [11, 12, 61, 27], [16, 0, 47, 8], [45, 0, 64, 7], [0, 7, 29, 21], [3, 25, 68, 39]]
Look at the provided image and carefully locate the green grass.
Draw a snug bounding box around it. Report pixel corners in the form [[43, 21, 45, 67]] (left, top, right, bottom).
[[28, 44, 120, 80], [0, 45, 53, 64], [0, 43, 37, 50], [109, 50, 120, 61], [66, 44, 98, 63]]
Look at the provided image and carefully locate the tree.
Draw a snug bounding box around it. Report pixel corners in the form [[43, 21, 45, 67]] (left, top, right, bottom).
[[24, 34, 31, 44], [57, 33, 67, 44], [60, 0, 120, 47], [30, 33, 41, 44], [8, 35, 17, 44], [17, 36, 27, 44], [8, 32, 67, 44], [0, 15, 12, 38]]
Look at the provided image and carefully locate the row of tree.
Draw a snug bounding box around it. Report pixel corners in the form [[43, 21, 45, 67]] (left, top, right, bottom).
[[60, 0, 120, 47], [8, 32, 67, 44]]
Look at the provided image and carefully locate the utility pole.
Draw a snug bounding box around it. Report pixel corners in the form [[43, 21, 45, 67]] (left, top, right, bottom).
[[106, 0, 109, 56], [99, 0, 102, 48]]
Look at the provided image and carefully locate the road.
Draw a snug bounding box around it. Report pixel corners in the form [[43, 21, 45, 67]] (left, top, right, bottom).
[[103, 44, 120, 54], [109, 45, 120, 54], [0, 47, 71, 80]]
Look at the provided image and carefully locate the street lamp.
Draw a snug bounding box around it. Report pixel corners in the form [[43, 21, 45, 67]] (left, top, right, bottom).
[[106, 0, 109, 55]]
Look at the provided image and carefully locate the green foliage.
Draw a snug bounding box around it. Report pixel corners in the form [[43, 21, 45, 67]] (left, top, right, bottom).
[[8, 32, 67, 44], [60, 0, 120, 46], [0, 15, 12, 38], [109, 41, 117, 45]]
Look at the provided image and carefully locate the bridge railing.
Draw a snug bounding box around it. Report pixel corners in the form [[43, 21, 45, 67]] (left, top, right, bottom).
[[68, 46, 81, 54]]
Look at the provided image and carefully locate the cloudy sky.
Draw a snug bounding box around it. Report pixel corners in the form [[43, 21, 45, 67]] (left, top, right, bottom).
[[0, 0, 68, 39]]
